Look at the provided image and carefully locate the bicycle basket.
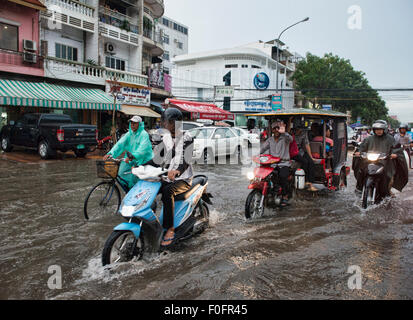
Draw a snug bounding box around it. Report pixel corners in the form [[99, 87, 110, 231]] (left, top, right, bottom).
[[96, 160, 119, 179]]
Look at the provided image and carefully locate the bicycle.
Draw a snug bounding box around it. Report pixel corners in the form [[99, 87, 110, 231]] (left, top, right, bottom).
[[83, 156, 131, 221]]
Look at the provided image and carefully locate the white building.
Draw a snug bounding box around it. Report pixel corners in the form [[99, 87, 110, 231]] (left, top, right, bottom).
[[40, 0, 166, 84], [172, 40, 300, 127], [34, 0, 167, 127], [156, 15, 188, 74]]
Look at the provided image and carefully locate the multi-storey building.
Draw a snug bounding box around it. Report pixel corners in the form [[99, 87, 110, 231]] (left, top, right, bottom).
[[0, 0, 167, 133], [156, 15, 188, 74], [172, 40, 300, 127]]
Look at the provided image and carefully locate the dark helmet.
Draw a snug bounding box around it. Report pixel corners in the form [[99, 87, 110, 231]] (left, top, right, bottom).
[[161, 107, 183, 122]]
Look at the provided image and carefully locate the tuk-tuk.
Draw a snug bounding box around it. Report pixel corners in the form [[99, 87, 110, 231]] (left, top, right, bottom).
[[247, 108, 350, 190]]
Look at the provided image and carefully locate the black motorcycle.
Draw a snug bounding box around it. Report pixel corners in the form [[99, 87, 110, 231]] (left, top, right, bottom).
[[358, 151, 389, 209]]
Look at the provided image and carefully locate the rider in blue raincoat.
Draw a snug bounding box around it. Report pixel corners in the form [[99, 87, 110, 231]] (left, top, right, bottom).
[[104, 116, 153, 189]]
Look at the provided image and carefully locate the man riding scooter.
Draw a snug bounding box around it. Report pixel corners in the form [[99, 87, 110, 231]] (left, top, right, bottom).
[[353, 120, 408, 198], [103, 116, 154, 190], [148, 108, 195, 246]]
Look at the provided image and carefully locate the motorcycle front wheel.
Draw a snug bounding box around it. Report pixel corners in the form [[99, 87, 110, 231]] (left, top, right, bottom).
[[102, 231, 144, 266], [362, 186, 375, 209], [245, 189, 265, 220]]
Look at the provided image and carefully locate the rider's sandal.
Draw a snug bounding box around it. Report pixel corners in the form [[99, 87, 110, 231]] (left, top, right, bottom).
[[161, 231, 175, 247]]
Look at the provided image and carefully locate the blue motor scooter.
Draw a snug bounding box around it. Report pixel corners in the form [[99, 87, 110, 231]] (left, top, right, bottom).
[[102, 165, 212, 266]]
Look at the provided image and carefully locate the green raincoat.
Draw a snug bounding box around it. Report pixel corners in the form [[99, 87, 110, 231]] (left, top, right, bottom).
[[107, 122, 153, 189]]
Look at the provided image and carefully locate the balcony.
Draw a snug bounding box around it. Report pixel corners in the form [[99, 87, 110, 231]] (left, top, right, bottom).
[[41, 0, 96, 32], [143, 28, 164, 56], [144, 0, 164, 18], [0, 49, 44, 77], [99, 6, 140, 46], [44, 56, 148, 87]]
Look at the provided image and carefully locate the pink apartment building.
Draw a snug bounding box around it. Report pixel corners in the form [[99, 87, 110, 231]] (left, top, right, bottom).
[[0, 0, 46, 77]]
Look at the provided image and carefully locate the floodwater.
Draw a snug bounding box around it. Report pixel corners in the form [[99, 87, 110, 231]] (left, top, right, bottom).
[[0, 154, 412, 300]]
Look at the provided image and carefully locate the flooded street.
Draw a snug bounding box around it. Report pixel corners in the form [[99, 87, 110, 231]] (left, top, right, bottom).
[[0, 154, 412, 300]]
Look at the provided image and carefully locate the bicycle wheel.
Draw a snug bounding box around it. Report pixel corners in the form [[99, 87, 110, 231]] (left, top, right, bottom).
[[84, 181, 121, 221]]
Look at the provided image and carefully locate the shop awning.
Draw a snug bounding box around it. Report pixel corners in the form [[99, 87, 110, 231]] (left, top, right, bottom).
[[165, 99, 235, 121], [8, 0, 47, 11], [0, 79, 121, 111], [121, 105, 161, 118]]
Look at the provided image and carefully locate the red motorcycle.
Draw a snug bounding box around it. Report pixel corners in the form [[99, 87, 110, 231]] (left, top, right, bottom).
[[245, 154, 299, 219], [89, 135, 114, 154]]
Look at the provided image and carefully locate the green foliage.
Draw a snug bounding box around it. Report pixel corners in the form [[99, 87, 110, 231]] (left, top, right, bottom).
[[291, 53, 389, 125]]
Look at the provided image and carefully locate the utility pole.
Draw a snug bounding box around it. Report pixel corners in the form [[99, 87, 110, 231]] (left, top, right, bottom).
[[109, 76, 121, 143]]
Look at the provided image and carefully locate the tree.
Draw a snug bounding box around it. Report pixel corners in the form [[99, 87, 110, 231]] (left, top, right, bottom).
[[291, 53, 389, 125]]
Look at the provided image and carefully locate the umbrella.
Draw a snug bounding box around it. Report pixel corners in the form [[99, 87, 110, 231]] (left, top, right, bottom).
[[350, 123, 363, 129]]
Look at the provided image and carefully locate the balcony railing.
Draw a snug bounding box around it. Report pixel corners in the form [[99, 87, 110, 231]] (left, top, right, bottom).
[[143, 28, 162, 43], [99, 6, 139, 34], [44, 0, 95, 17], [0, 49, 44, 70], [44, 57, 148, 86]]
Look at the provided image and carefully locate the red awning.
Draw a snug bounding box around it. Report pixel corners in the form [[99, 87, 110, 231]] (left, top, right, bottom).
[[165, 99, 234, 121]]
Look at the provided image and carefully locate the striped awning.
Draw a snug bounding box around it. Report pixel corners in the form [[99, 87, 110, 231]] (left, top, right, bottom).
[[0, 79, 121, 111]]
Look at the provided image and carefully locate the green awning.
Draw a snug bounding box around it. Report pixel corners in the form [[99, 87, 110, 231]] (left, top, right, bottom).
[[0, 79, 121, 111]]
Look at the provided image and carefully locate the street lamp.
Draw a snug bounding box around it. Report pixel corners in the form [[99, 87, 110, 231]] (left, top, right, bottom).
[[275, 17, 310, 93]]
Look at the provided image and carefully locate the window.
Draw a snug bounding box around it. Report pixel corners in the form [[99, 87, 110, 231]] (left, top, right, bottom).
[[176, 41, 183, 49], [223, 97, 231, 111], [162, 18, 169, 27], [225, 64, 238, 68], [105, 56, 126, 71], [251, 65, 261, 69], [163, 67, 169, 74], [225, 128, 235, 138], [241, 64, 248, 68], [0, 22, 18, 51], [173, 23, 178, 30], [56, 43, 78, 61], [163, 34, 169, 44], [183, 27, 188, 35], [213, 129, 227, 139], [163, 51, 170, 61]]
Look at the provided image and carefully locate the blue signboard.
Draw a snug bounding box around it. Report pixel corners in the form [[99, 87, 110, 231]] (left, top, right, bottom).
[[271, 94, 282, 111], [254, 72, 270, 90], [322, 105, 332, 110]]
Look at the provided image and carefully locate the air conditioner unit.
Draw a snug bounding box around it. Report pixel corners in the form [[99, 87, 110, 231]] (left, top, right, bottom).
[[105, 43, 115, 54], [23, 52, 37, 64], [23, 39, 37, 51]]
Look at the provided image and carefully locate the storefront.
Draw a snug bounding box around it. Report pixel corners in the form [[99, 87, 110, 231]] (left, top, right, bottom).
[[0, 79, 120, 133]]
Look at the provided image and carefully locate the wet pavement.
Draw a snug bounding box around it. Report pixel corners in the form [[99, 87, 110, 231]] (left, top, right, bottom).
[[0, 150, 412, 300]]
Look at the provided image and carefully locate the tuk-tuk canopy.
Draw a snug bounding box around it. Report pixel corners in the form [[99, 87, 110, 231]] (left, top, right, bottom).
[[245, 108, 348, 119]]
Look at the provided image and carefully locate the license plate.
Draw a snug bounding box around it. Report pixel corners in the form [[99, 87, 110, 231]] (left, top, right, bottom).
[[77, 144, 85, 149]]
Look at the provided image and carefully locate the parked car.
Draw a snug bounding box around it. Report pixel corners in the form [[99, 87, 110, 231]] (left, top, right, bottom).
[[1, 113, 97, 159], [231, 127, 260, 147], [182, 121, 204, 132], [188, 127, 247, 163]]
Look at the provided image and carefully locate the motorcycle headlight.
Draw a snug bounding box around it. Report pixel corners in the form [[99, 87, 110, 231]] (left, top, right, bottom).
[[367, 153, 380, 161], [121, 205, 136, 217], [247, 171, 255, 180]]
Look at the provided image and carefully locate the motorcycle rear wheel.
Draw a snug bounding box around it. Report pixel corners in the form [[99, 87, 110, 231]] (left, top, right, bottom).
[[193, 202, 210, 234], [245, 189, 264, 220], [102, 231, 144, 266]]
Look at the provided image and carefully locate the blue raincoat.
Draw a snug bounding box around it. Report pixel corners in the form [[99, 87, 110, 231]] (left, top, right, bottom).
[[107, 122, 153, 189]]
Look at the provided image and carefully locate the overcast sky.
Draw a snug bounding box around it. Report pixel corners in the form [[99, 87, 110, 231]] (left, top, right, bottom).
[[164, 0, 413, 122]]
